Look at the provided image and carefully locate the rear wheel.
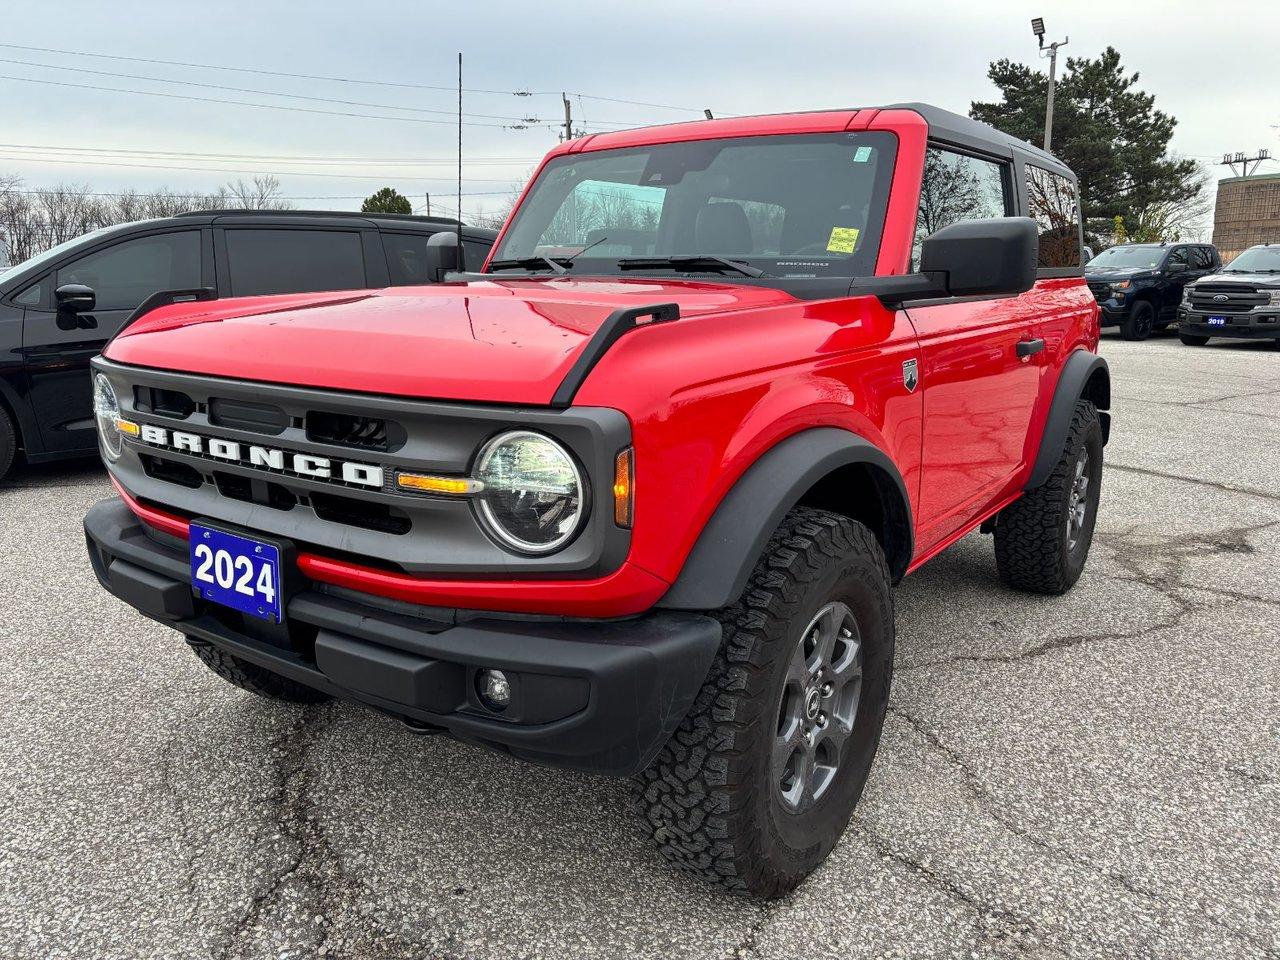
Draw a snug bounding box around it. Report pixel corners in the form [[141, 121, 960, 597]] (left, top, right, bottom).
[[633, 508, 894, 899], [0, 405, 15, 481], [993, 401, 1103, 594], [1119, 301, 1155, 341], [1179, 333, 1210, 346], [187, 639, 330, 703]]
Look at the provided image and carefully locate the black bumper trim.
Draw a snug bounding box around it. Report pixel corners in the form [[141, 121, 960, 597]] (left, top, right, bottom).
[[85, 498, 721, 776]]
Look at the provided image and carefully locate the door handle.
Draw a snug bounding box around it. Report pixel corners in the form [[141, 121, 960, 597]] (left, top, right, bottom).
[[1016, 338, 1045, 358]]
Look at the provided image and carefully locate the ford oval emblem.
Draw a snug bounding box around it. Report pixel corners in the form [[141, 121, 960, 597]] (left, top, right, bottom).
[[1213, 294, 1229, 302]]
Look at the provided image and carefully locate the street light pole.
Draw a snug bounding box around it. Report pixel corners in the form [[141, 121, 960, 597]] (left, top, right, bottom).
[[1032, 17, 1068, 153]]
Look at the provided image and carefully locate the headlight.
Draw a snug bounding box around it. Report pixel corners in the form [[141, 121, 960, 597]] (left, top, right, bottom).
[[1269, 290, 1280, 307], [1110, 280, 1131, 292], [1182, 286, 1193, 302], [93, 374, 122, 460], [473, 430, 585, 554]]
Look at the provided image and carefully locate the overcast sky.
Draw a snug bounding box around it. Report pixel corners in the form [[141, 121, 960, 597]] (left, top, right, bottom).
[[3, 0, 1277, 222]]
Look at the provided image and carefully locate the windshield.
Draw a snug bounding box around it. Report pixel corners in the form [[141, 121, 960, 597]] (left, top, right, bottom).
[[1224, 246, 1280, 272], [491, 132, 898, 280], [1086, 245, 1164, 270]]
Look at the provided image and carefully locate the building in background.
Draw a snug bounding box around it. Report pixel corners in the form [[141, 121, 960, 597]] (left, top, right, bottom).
[[1212, 173, 1280, 262]]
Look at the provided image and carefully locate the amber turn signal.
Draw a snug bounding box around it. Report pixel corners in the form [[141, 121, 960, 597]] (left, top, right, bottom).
[[613, 447, 634, 527], [115, 419, 141, 437], [396, 472, 480, 495]]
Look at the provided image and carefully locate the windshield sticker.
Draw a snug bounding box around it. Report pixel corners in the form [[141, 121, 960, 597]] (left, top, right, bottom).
[[852, 146, 873, 163], [827, 227, 860, 254]]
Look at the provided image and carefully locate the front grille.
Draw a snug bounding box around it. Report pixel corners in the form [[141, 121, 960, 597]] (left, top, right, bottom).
[[311, 492, 410, 535], [1087, 282, 1110, 301], [140, 453, 202, 489], [134, 386, 195, 419], [208, 397, 289, 435], [213, 471, 298, 510], [1189, 284, 1267, 312]]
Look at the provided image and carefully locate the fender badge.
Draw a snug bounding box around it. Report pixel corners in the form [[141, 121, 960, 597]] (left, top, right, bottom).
[[903, 358, 919, 393]]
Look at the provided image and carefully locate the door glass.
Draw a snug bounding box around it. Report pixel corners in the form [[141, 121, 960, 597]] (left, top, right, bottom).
[[1024, 166, 1082, 268], [224, 230, 365, 297], [13, 277, 45, 307], [55, 232, 200, 311], [912, 147, 1010, 268], [1165, 247, 1189, 269], [462, 239, 492, 271], [383, 233, 433, 285]]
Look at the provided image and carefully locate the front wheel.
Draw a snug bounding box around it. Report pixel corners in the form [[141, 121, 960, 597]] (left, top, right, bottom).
[[0, 404, 16, 481], [1179, 333, 1210, 346], [993, 401, 1103, 594], [1119, 301, 1155, 341], [633, 508, 894, 899]]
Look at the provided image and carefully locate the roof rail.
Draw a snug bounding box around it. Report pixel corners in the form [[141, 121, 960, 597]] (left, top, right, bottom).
[[175, 209, 462, 226]]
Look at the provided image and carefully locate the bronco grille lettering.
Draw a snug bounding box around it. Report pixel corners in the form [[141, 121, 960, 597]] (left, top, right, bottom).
[[134, 424, 384, 489]]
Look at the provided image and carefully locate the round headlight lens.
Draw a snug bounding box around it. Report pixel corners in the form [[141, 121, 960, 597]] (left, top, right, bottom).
[[473, 431, 585, 554], [93, 374, 122, 460]]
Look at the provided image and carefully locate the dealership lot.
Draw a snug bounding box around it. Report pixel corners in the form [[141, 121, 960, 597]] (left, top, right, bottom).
[[1, 334, 1277, 960]]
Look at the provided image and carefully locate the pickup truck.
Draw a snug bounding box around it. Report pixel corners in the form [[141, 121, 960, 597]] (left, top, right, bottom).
[[83, 103, 1109, 898]]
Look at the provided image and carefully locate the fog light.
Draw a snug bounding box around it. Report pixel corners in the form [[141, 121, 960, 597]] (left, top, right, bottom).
[[478, 669, 512, 711]]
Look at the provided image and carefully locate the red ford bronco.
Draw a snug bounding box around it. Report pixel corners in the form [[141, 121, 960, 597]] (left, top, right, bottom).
[[84, 103, 1109, 898]]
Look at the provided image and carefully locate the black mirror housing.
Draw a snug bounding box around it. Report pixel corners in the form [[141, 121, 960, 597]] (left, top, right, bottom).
[[55, 282, 96, 313], [919, 217, 1039, 299], [424, 232, 462, 282]]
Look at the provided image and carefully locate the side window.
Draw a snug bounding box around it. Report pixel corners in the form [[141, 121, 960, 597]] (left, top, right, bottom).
[[913, 147, 1010, 268], [383, 233, 432, 286], [1024, 165, 1082, 268], [55, 231, 201, 312], [462, 239, 492, 271], [1165, 247, 1189, 269], [1194, 247, 1216, 269], [13, 277, 46, 307], [224, 230, 365, 297]]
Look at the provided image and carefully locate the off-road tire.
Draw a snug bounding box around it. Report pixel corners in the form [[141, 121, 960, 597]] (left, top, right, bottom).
[[1119, 300, 1155, 341], [1179, 333, 1210, 346], [188, 639, 330, 703], [0, 404, 16, 481], [632, 508, 894, 899], [993, 401, 1103, 594]]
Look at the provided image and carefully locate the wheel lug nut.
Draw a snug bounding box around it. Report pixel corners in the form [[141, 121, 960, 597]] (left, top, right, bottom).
[[817, 713, 828, 728], [820, 682, 833, 697]]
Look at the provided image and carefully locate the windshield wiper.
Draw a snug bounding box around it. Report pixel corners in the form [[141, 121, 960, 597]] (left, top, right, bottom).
[[618, 255, 767, 278], [487, 256, 569, 275]]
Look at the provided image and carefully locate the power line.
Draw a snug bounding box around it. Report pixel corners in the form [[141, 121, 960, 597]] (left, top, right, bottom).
[[0, 74, 529, 128], [4, 188, 515, 199], [0, 142, 539, 167], [0, 153, 521, 182], [0, 41, 721, 117], [0, 56, 550, 125]]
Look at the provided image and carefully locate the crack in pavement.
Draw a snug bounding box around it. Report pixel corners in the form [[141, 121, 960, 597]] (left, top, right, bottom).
[[1105, 462, 1280, 503], [884, 707, 1280, 959], [214, 703, 368, 960]]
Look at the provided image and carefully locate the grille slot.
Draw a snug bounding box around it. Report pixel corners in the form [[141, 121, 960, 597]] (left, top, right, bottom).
[[311, 492, 410, 535], [133, 386, 195, 419], [213, 471, 298, 510], [306, 410, 405, 452], [208, 397, 288, 435], [140, 453, 203, 488]]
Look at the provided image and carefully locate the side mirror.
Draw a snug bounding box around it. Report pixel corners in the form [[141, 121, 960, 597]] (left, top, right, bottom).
[[424, 231, 461, 282], [1166, 262, 1187, 274], [55, 283, 96, 313], [919, 217, 1039, 299]]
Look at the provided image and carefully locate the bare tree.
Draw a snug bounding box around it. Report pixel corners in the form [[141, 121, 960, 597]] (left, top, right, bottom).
[[469, 184, 525, 230], [220, 175, 292, 211], [1114, 158, 1212, 243]]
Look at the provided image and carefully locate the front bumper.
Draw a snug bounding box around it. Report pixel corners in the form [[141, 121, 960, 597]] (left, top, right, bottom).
[[1178, 309, 1280, 340], [1096, 299, 1128, 324], [85, 498, 720, 776]]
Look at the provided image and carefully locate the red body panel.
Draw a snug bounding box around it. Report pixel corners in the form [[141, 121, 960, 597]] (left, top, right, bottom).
[[106, 107, 1100, 617]]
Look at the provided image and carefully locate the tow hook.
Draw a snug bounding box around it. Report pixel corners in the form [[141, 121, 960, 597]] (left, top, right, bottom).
[[400, 716, 446, 736]]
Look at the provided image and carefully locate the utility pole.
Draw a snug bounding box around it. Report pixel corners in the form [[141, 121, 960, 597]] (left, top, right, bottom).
[[1220, 150, 1271, 177], [562, 94, 574, 142], [1031, 17, 1068, 153], [424, 192, 430, 216]]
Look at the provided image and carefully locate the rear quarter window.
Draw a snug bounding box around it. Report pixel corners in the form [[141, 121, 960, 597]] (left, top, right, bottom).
[[224, 229, 366, 297], [1024, 165, 1082, 268]]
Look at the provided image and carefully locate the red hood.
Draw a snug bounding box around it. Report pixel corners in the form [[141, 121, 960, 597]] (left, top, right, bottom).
[[105, 279, 795, 405]]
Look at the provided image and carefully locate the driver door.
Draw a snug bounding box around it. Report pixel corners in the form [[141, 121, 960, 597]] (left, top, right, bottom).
[[21, 229, 205, 454]]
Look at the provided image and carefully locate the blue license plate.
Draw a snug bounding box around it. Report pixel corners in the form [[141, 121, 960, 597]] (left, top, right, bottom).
[[189, 524, 283, 622], [1208, 316, 1227, 326]]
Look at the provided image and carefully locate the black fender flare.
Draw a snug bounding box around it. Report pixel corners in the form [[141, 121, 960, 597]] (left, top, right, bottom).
[[658, 428, 913, 611], [1026, 350, 1110, 490]]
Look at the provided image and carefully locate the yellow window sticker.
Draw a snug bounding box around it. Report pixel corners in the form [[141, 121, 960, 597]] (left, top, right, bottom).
[[827, 227, 860, 254]]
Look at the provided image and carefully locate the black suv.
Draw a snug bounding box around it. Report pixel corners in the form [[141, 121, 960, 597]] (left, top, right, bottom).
[[1085, 242, 1220, 340], [0, 211, 497, 480], [1177, 243, 1280, 348]]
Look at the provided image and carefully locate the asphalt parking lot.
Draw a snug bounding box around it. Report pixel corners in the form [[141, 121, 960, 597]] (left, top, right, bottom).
[[1, 332, 1277, 960]]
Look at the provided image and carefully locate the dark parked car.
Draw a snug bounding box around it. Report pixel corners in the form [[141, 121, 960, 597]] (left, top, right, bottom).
[[0, 211, 497, 479], [1084, 242, 1220, 340], [1177, 243, 1280, 347]]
